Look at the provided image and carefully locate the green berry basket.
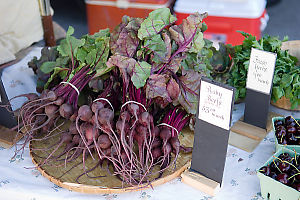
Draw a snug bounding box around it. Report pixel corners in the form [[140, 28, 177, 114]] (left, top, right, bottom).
[[272, 117, 300, 153], [257, 148, 300, 200]]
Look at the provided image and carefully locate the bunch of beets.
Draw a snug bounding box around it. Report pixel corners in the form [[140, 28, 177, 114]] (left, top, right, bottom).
[[12, 7, 207, 187], [274, 116, 300, 145], [13, 77, 191, 186], [259, 152, 300, 191]]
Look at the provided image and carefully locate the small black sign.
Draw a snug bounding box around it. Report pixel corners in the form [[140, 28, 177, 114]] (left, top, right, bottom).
[[0, 70, 17, 128], [244, 48, 277, 129], [191, 77, 235, 184]]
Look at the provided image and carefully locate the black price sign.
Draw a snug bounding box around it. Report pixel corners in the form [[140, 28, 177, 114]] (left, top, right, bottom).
[[191, 78, 235, 184], [244, 48, 277, 129]]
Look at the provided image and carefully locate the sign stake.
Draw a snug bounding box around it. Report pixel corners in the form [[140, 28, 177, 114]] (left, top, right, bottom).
[[182, 77, 235, 196], [230, 48, 278, 152]]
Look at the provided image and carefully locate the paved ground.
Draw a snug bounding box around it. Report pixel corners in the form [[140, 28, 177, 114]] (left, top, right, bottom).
[[52, 0, 300, 40], [52, 0, 88, 38], [263, 0, 300, 40]]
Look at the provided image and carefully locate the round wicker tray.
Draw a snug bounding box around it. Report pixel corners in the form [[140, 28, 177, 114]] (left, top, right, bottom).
[[270, 40, 300, 111], [271, 96, 300, 111], [281, 40, 300, 65], [29, 128, 193, 194]]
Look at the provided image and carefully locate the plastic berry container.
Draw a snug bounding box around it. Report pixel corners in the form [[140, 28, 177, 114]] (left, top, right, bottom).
[[272, 116, 300, 153], [257, 148, 300, 200]]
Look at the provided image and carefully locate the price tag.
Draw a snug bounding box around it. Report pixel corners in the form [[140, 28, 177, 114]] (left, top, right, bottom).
[[0, 74, 17, 128], [198, 79, 234, 130], [191, 78, 235, 184], [246, 48, 277, 94]]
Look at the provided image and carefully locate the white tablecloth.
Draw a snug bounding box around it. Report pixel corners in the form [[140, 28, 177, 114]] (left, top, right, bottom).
[[0, 47, 299, 200]]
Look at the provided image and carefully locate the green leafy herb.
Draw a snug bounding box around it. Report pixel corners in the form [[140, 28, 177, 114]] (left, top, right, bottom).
[[228, 31, 299, 108]]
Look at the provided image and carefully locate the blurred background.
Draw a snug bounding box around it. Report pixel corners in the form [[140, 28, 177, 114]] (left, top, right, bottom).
[[51, 0, 300, 44]]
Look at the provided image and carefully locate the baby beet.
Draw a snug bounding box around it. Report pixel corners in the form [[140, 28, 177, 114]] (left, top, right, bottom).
[[97, 134, 112, 149], [151, 137, 162, 149], [45, 104, 58, 118], [59, 103, 73, 119], [152, 147, 162, 161], [46, 90, 57, 101], [98, 108, 114, 126], [78, 105, 93, 122], [160, 128, 171, 145], [91, 102, 104, 114]]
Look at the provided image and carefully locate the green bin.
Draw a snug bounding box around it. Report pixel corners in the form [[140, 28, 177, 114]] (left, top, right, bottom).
[[272, 117, 300, 153], [257, 148, 300, 200]]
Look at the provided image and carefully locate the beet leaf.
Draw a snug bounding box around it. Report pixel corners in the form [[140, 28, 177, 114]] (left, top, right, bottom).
[[131, 61, 151, 89], [173, 70, 201, 114], [106, 55, 151, 89], [146, 74, 171, 102], [138, 8, 176, 40], [169, 12, 207, 53], [145, 74, 180, 108], [106, 55, 135, 93], [57, 26, 85, 64], [157, 12, 207, 74], [143, 34, 169, 64], [110, 16, 143, 58]]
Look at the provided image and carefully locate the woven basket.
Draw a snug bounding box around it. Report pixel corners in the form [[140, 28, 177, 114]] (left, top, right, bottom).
[[271, 40, 300, 111], [271, 96, 300, 111], [281, 40, 300, 65], [29, 127, 193, 194]]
